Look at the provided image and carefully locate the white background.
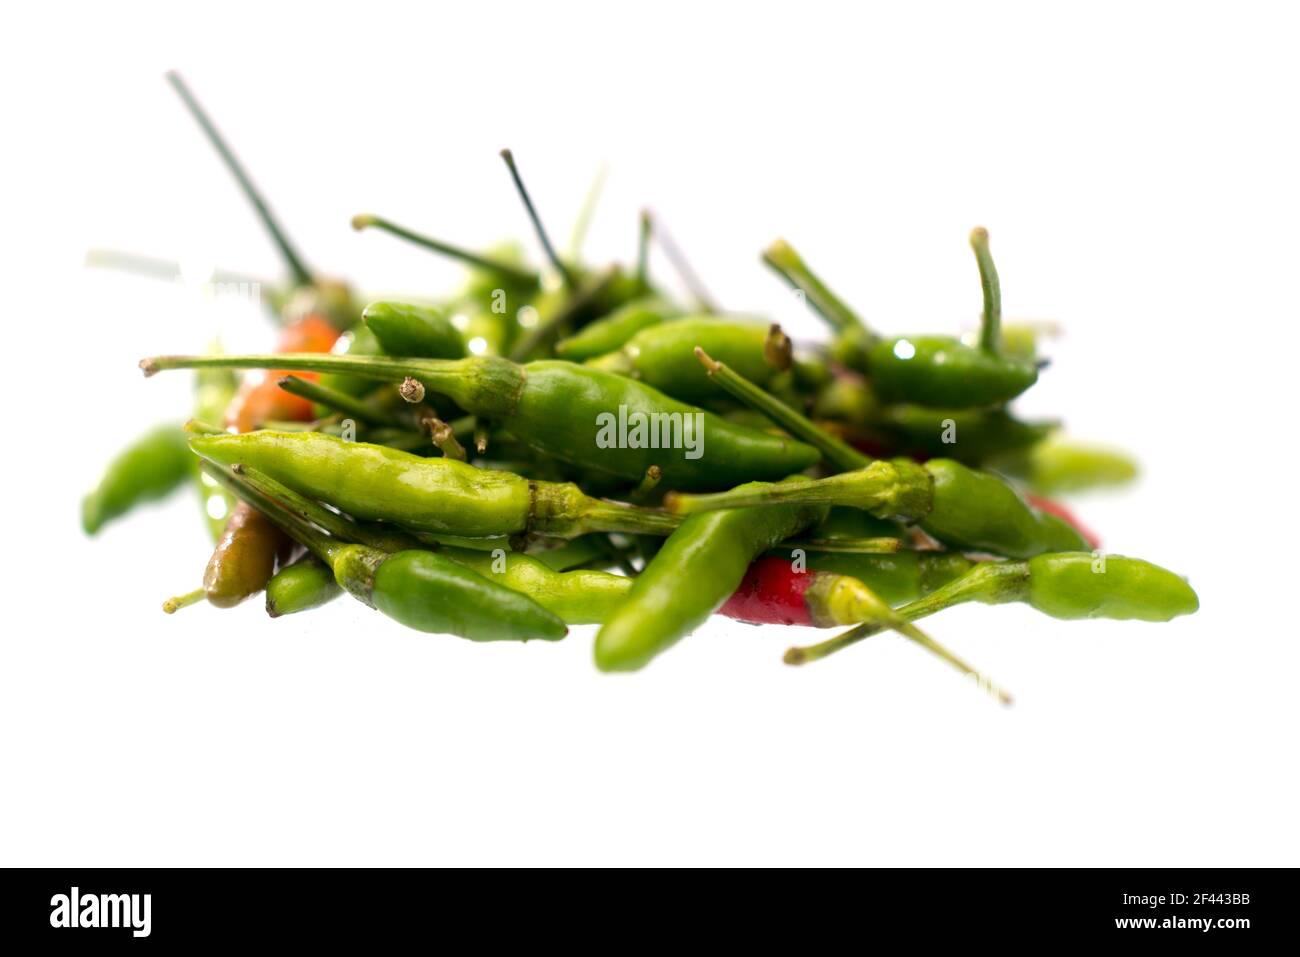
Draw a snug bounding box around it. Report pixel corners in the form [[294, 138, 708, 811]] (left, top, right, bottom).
[[3, 1, 1297, 866]]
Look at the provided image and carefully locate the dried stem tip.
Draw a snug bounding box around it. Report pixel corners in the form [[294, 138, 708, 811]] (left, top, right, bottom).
[[398, 377, 426, 404]]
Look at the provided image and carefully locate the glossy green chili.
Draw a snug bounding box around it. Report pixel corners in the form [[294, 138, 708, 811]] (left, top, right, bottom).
[[584, 316, 786, 403], [554, 296, 679, 360], [361, 301, 466, 360], [82, 424, 193, 535], [764, 232, 1039, 409], [265, 553, 341, 617], [594, 480, 827, 672], [991, 437, 1139, 495], [189, 430, 681, 539], [786, 552, 1199, 664], [145, 354, 822, 489]]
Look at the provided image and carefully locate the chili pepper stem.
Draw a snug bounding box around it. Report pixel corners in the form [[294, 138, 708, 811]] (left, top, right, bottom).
[[763, 324, 793, 371], [645, 210, 719, 313], [423, 415, 467, 460], [499, 149, 576, 289], [667, 458, 915, 516], [567, 162, 608, 260], [162, 587, 206, 614], [199, 462, 340, 564], [165, 71, 313, 287], [761, 238, 872, 336], [350, 214, 539, 287], [636, 210, 652, 291], [278, 376, 397, 428], [507, 266, 618, 362], [970, 227, 1002, 355], [777, 536, 904, 554], [784, 562, 1030, 665], [693, 347, 870, 472], [810, 574, 1012, 704]]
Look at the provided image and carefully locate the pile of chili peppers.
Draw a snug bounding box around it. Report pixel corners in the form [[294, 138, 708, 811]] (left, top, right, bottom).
[[82, 74, 1197, 703]]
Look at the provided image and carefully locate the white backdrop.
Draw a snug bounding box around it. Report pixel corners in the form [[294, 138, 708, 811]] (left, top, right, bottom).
[[2, 1, 1296, 866]]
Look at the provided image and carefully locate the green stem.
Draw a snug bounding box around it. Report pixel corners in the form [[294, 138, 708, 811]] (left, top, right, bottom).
[[424, 415, 467, 460], [777, 536, 904, 554], [277, 376, 399, 427], [165, 71, 313, 287], [350, 214, 539, 287], [567, 162, 608, 260], [199, 462, 339, 562], [761, 239, 871, 335], [646, 211, 719, 313], [636, 210, 652, 291], [162, 587, 206, 614], [784, 562, 1029, 664], [694, 347, 870, 472], [499, 149, 576, 288], [970, 227, 1001, 354], [666, 465, 897, 515], [507, 265, 617, 362]]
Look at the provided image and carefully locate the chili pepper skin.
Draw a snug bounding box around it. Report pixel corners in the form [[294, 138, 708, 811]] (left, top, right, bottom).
[[265, 553, 341, 617], [993, 438, 1139, 496], [361, 301, 465, 360], [867, 335, 1038, 408], [82, 424, 193, 534], [584, 316, 778, 403], [336, 547, 567, 642], [189, 431, 681, 539], [875, 406, 1056, 464], [203, 501, 294, 607], [668, 457, 1088, 559], [1023, 553, 1198, 621], [554, 297, 678, 360], [593, 482, 827, 672], [441, 547, 631, 625], [147, 354, 822, 490], [1025, 494, 1100, 550]]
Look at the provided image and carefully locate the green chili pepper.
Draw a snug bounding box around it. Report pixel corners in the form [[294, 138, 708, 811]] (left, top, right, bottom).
[[440, 548, 631, 624], [866, 334, 1039, 408], [594, 479, 827, 672], [668, 457, 1088, 559], [204, 462, 566, 642], [584, 316, 789, 403], [764, 231, 1039, 409], [873, 406, 1057, 465], [786, 552, 1199, 664], [146, 354, 822, 490], [554, 296, 679, 360], [266, 553, 341, 617], [361, 301, 466, 360], [82, 424, 194, 535], [990, 437, 1139, 495], [189, 430, 681, 539]]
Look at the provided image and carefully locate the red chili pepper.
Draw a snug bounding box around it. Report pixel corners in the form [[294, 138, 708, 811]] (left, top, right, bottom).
[[720, 555, 900, 628], [1025, 493, 1101, 549], [719, 555, 816, 626], [224, 315, 342, 432]]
